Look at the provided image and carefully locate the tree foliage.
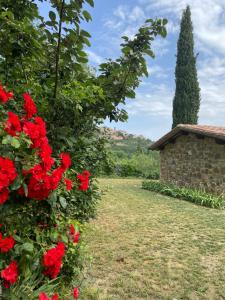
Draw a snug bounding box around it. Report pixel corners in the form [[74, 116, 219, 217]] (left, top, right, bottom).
[[172, 6, 200, 129], [0, 1, 167, 148]]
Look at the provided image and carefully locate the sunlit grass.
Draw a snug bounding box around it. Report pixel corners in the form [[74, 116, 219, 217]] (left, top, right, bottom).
[[81, 178, 225, 299]]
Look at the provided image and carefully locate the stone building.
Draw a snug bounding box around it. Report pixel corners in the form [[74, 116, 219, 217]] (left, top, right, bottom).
[[150, 124, 225, 196]]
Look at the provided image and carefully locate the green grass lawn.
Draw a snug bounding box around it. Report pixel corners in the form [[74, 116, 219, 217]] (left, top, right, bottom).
[[81, 178, 225, 300]]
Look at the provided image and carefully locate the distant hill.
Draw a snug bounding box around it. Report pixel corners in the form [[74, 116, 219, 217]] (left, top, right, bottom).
[[100, 127, 153, 156]]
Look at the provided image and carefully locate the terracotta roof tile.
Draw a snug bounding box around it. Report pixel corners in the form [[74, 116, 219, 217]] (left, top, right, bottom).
[[149, 124, 225, 150]]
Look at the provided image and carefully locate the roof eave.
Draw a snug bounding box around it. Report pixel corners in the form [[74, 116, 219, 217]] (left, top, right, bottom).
[[148, 125, 225, 151]]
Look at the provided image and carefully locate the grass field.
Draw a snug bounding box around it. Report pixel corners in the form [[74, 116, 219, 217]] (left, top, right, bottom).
[[81, 178, 225, 300]]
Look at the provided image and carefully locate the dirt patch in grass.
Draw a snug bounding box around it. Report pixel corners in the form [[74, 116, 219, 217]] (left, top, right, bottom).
[[81, 178, 225, 300]]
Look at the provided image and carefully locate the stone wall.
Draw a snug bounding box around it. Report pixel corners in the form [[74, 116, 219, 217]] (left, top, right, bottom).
[[160, 133, 225, 196]]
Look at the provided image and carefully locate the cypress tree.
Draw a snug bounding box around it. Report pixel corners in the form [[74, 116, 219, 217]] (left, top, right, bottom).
[[172, 6, 200, 129]]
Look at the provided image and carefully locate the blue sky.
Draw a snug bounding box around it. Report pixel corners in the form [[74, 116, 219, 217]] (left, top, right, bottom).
[[40, 0, 225, 141]]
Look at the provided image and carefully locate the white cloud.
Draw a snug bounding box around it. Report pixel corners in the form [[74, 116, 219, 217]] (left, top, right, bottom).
[[198, 57, 225, 122], [147, 65, 168, 79], [114, 5, 127, 21], [152, 38, 170, 56], [140, 0, 225, 54], [126, 83, 173, 117], [113, 5, 145, 23], [166, 20, 179, 34], [104, 19, 123, 30], [86, 50, 104, 65], [104, 4, 170, 55], [129, 6, 145, 22]]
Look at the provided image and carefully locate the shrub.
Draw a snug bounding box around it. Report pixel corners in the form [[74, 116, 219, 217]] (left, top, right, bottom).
[[111, 153, 159, 179], [142, 180, 225, 209], [57, 170, 101, 223], [0, 84, 90, 299]]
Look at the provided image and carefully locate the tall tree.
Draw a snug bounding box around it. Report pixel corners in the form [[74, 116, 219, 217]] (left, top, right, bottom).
[[172, 5, 200, 129]]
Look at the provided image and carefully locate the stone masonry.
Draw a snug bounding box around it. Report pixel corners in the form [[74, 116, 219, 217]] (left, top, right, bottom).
[[160, 133, 225, 196]]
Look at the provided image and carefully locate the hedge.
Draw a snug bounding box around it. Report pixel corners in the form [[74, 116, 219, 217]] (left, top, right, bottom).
[[142, 180, 225, 209]]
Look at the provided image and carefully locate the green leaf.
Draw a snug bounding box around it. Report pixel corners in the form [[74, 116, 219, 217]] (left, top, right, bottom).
[[122, 46, 131, 55], [45, 21, 54, 27], [61, 234, 68, 243], [48, 191, 57, 207], [50, 230, 59, 241], [10, 175, 23, 190], [59, 196, 68, 209], [13, 235, 22, 242], [163, 18, 168, 25], [160, 27, 167, 38], [77, 50, 88, 57], [82, 37, 91, 47], [145, 18, 153, 23], [86, 0, 94, 7], [2, 135, 12, 145], [1, 11, 14, 20], [11, 137, 20, 149], [49, 11, 56, 21], [83, 10, 92, 22], [80, 29, 91, 38], [143, 49, 155, 58], [22, 242, 34, 253], [126, 90, 136, 99], [77, 56, 88, 63], [23, 183, 28, 197]]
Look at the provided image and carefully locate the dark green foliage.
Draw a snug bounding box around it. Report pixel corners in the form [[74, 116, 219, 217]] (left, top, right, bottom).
[[142, 180, 225, 209], [0, 1, 168, 140], [113, 153, 160, 179], [57, 177, 101, 222], [172, 6, 200, 128]]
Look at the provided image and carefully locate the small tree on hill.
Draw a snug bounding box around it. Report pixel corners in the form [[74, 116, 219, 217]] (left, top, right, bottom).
[[172, 5, 200, 129]]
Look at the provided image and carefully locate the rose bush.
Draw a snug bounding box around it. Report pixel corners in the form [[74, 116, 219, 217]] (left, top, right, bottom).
[[0, 84, 90, 299]]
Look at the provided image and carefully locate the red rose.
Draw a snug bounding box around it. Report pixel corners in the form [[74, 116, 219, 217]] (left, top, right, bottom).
[[23, 93, 37, 119], [1, 260, 18, 287], [0, 187, 9, 205], [0, 156, 17, 191], [39, 143, 54, 171], [73, 232, 80, 244], [0, 233, 15, 253], [0, 85, 13, 103], [43, 242, 65, 279], [51, 167, 64, 190], [60, 153, 71, 170], [27, 172, 52, 200], [39, 293, 50, 300], [5, 112, 21, 136], [69, 225, 80, 244], [64, 178, 72, 190], [70, 224, 75, 236], [39, 293, 58, 300], [73, 287, 79, 299], [77, 170, 90, 191]]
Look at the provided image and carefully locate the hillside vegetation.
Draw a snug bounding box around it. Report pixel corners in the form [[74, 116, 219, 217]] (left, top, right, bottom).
[[100, 127, 160, 178]]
